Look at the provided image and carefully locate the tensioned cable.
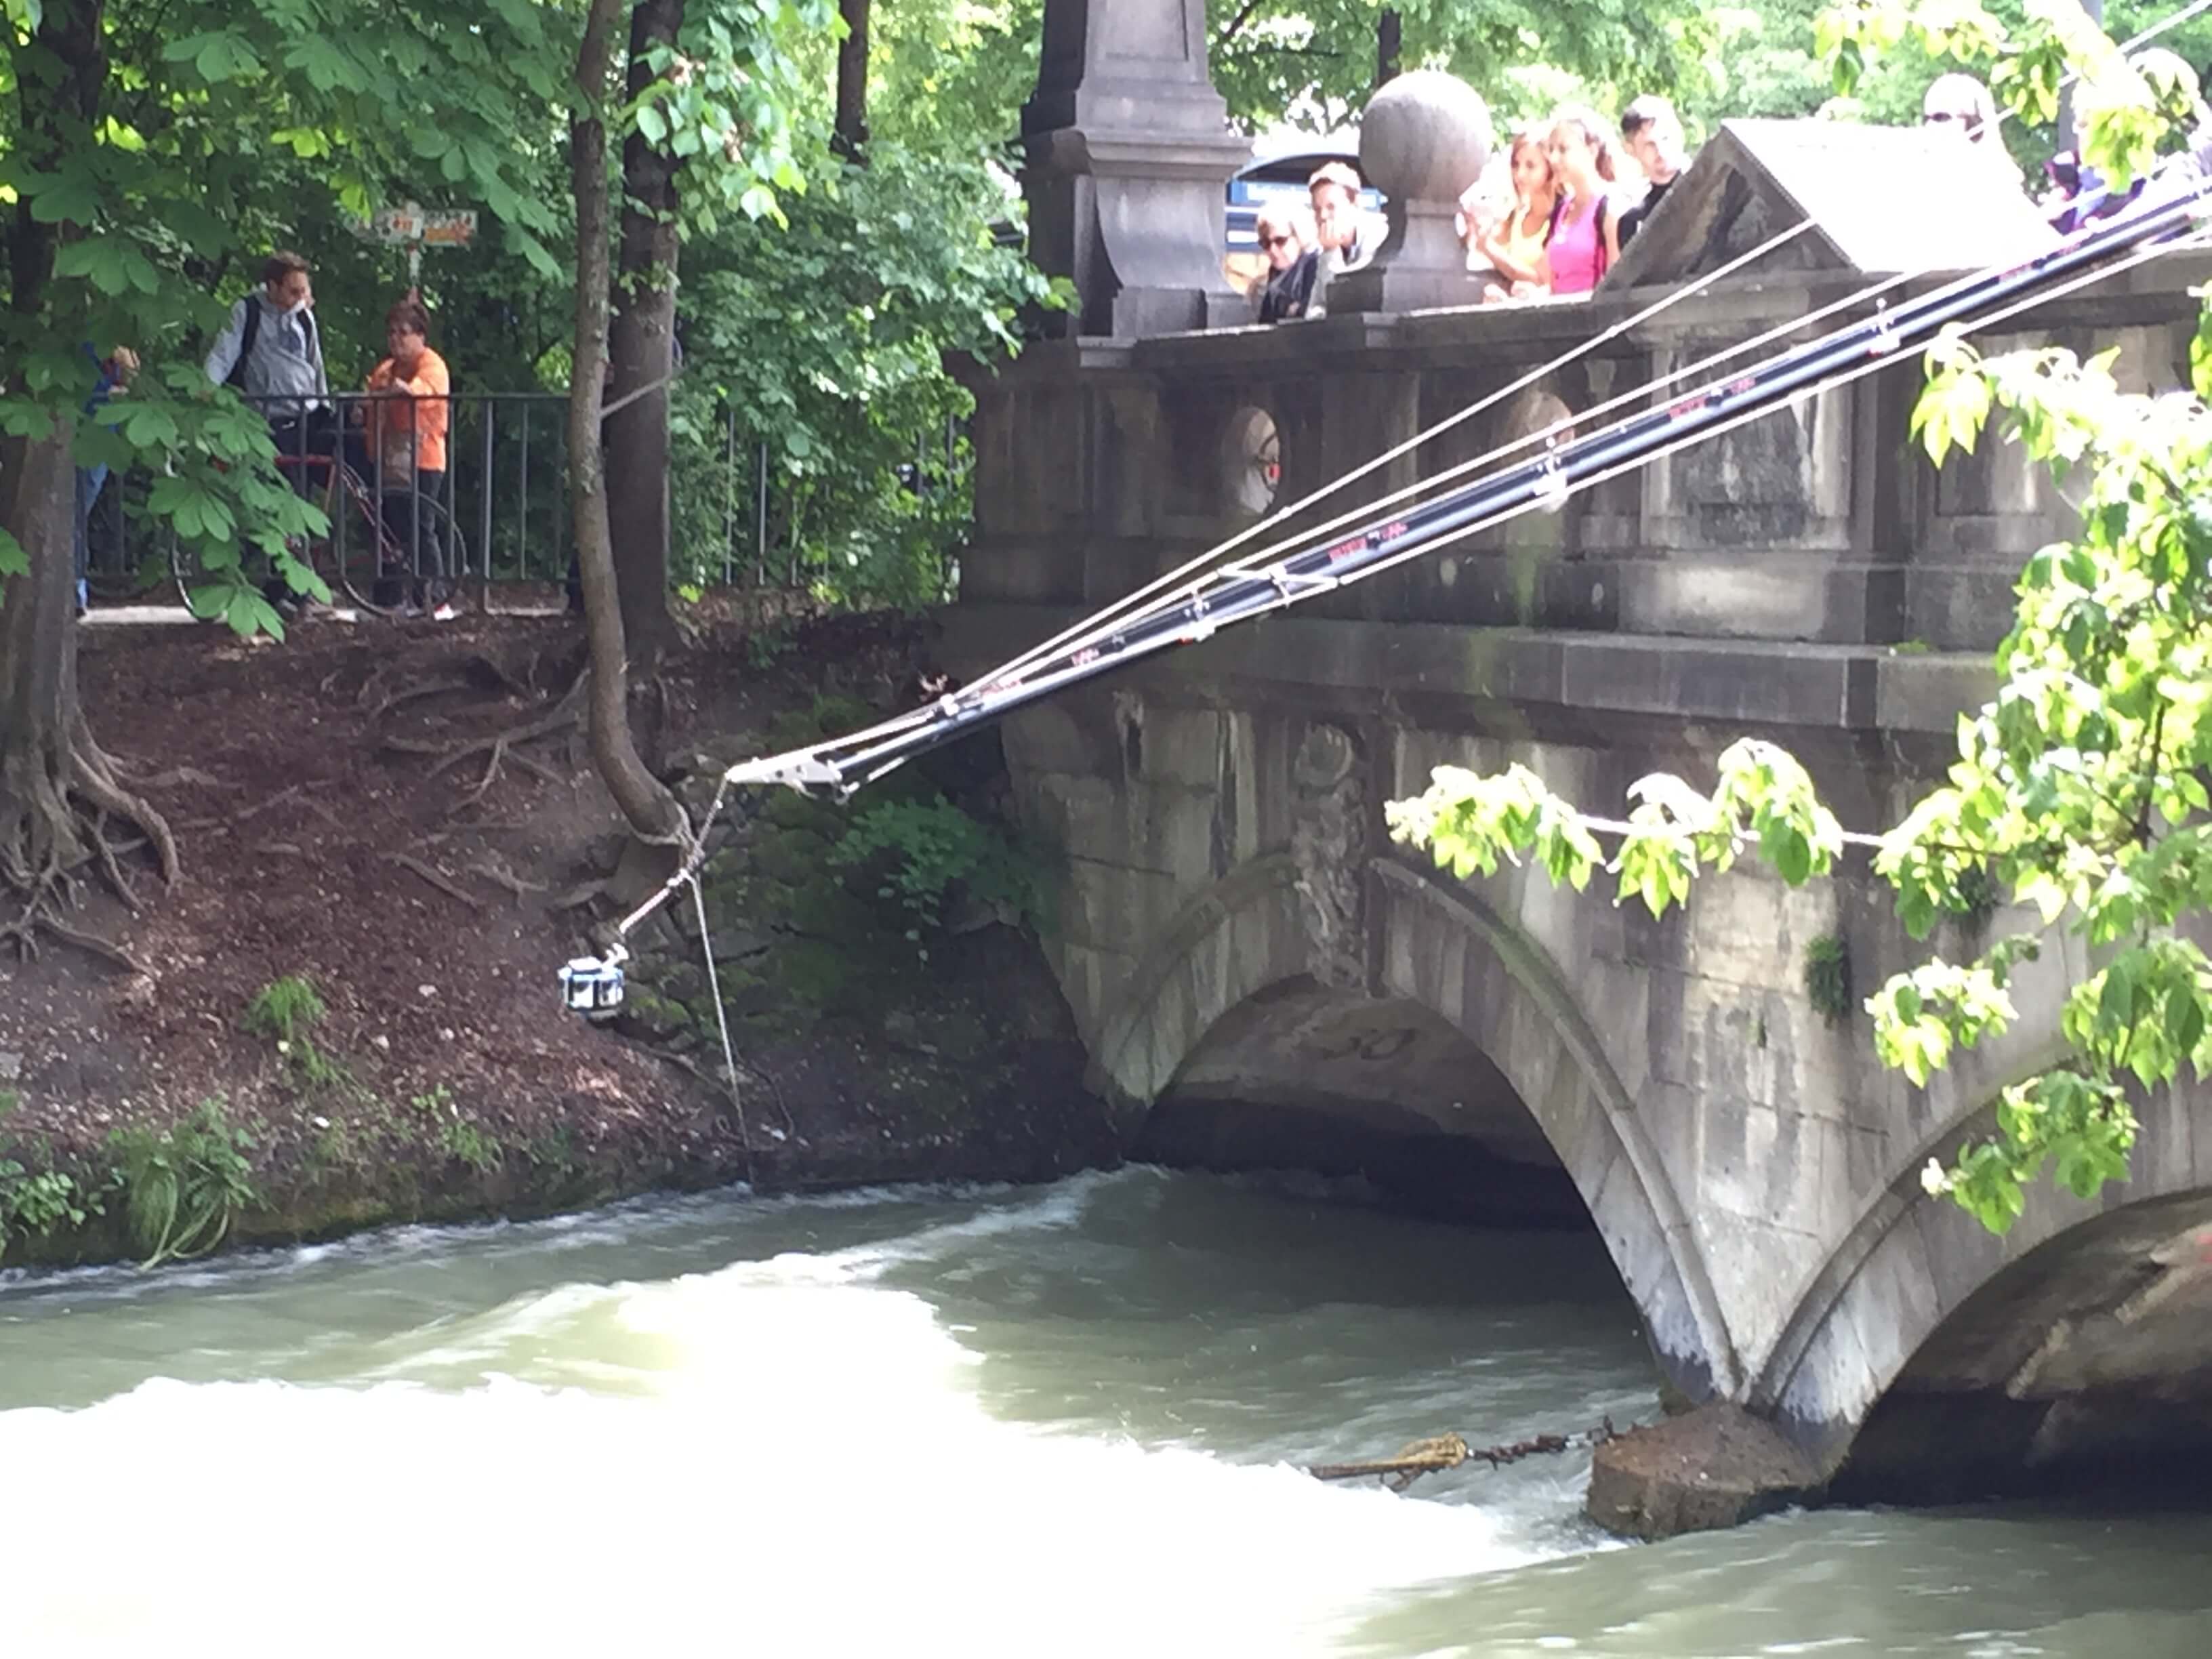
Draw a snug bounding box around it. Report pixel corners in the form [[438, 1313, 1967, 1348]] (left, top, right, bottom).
[[734, 165, 2204, 801], [797, 184, 2212, 792], [835, 222, 2212, 795], [976, 218, 1821, 685], [707, 8, 2212, 789], [594, 9, 2212, 954], [974, 1, 2212, 693]]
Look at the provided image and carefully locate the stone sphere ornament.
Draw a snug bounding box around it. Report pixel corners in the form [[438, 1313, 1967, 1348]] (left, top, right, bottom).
[[1358, 70, 1493, 207]]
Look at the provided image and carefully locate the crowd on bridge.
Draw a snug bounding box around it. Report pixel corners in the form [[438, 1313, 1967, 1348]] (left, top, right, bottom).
[[1246, 56, 2204, 326]]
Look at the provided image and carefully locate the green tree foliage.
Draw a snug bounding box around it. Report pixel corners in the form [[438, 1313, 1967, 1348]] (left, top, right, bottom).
[[1389, 6, 2212, 1235], [1205, 0, 1727, 134], [0, 0, 582, 617], [674, 138, 1062, 607]]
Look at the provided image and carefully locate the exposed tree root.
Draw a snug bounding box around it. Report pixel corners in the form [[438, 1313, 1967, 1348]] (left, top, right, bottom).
[[548, 877, 609, 912], [467, 856, 547, 907], [384, 851, 486, 912], [1, 719, 175, 973], [380, 672, 590, 778]]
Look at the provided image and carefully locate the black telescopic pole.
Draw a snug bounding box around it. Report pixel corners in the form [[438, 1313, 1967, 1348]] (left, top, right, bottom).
[[800, 175, 2207, 800]]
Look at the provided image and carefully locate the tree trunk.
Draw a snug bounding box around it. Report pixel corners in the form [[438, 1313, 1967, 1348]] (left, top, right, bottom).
[[573, 0, 689, 854], [605, 0, 685, 665], [1376, 9, 1401, 91], [834, 0, 872, 159], [0, 0, 173, 964]]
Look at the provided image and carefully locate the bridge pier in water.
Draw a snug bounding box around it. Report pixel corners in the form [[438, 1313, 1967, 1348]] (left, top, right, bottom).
[[958, 86, 2212, 1532]]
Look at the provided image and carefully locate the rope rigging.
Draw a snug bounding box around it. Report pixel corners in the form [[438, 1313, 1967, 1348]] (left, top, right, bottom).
[[560, 129, 2212, 1017]]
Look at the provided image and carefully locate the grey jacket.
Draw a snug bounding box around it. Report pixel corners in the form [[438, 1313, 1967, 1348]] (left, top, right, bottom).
[[203, 293, 329, 413]]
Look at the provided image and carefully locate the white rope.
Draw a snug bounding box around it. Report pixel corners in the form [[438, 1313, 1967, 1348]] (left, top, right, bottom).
[[711, 0, 2212, 802], [690, 870, 752, 1164], [2114, 0, 2212, 60]]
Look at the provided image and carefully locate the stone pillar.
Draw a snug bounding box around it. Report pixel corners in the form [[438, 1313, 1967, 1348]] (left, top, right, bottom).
[[1021, 0, 1251, 339], [1328, 70, 1492, 315]]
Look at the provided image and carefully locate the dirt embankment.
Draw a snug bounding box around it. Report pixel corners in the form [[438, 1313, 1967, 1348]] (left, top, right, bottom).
[[0, 607, 1113, 1269]]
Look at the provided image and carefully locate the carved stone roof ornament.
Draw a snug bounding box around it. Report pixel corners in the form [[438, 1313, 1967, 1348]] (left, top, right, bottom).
[[1605, 119, 2059, 291], [1021, 0, 1252, 339]]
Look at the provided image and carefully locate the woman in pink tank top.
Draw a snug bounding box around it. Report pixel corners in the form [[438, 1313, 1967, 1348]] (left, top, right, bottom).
[[1538, 107, 1620, 297]]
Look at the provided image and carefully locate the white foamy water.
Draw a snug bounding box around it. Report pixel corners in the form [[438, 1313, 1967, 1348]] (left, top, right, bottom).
[[3, 1168, 2209, 1657]]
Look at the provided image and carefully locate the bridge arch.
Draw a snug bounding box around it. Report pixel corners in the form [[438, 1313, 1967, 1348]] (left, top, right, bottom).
[[1086, 848, 1742, 1400], [1752, 1069, 2212, 1479]]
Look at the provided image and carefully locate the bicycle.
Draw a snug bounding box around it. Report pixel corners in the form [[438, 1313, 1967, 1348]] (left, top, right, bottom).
[[167, 448, 469, 619]]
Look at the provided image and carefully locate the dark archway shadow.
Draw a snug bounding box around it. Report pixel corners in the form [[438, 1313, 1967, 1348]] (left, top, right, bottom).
[[1833, 1191, 2212, 1507], [1135, 975, 1593, 1230]]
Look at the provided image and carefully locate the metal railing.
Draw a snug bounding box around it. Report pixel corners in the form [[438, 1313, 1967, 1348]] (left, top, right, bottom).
[[81, 390, 969, 606]]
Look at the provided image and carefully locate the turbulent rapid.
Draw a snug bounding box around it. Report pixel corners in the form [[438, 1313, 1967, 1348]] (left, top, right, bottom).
[[3, 1167, 2208, 1656]]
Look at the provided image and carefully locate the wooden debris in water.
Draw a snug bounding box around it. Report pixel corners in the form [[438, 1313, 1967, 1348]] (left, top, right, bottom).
[[1309, 1420, 1623, 1493]]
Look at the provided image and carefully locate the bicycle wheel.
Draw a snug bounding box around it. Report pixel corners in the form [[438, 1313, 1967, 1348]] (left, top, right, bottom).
[[81, 472, 169, 604], [333, 489, 468, 616]]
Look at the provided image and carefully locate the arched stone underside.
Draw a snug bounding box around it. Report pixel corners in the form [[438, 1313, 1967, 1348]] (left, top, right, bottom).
[[1370, 859, 1742, 1401], [1089, 848, 1744, 1401], [1750, 1069, 2212, 1478], [1090, 853, 1312, 1126]]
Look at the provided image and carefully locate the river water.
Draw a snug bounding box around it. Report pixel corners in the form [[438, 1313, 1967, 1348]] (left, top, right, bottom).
[[3, 1166, 2207, 1656]]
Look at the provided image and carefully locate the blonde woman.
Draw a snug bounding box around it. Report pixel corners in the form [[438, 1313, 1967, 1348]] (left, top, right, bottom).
[[1536, 107, 1621, 296], [1475, 127, 1563, 303]]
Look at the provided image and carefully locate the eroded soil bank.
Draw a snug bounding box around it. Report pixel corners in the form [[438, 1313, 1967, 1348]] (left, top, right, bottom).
[[0, 606, 1115, 1269]]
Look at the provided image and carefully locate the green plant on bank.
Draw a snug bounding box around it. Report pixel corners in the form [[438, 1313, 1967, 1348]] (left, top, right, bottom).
[[1805, 933, 1854, 1024], [829, 794, 1049, 949], [439, 1119, 504, 1176], [107, 1100, 260, 1269], [241, 975, 357, 1093], [242, 975, 325, 1042], [0, 1158, 101, 1261], [409, 1086, 502, 1174]]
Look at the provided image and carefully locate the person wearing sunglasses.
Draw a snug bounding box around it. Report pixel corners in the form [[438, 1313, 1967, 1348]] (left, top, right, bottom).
[[1253, 203, 1319, 325]]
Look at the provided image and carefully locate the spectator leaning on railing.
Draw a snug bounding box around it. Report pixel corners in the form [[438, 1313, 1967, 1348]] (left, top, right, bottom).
[[1307, 161, 1380, 318], [356, 295, 455, 621], [1253, 202, 1319, 323], [203, 250, 332, 472]]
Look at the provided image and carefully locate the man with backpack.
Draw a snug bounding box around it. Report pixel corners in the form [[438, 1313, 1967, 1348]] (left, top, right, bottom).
[[203, 250, 332, 610]]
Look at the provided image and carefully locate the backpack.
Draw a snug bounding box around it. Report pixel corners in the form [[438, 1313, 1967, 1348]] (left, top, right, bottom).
[[224, 297, 318, 388]]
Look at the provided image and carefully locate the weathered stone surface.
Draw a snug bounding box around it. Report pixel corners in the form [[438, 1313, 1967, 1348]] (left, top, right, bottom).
[[1586, 1404, 1824, 1540], [953, 110, 2212, 1525]]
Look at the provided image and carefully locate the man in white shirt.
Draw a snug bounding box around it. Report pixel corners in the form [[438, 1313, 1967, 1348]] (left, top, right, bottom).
[[1306, 161, 1379, 317]]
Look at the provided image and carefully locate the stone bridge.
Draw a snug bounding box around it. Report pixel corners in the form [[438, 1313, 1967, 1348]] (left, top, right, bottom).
[[947, 1, 2212, 1529]]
